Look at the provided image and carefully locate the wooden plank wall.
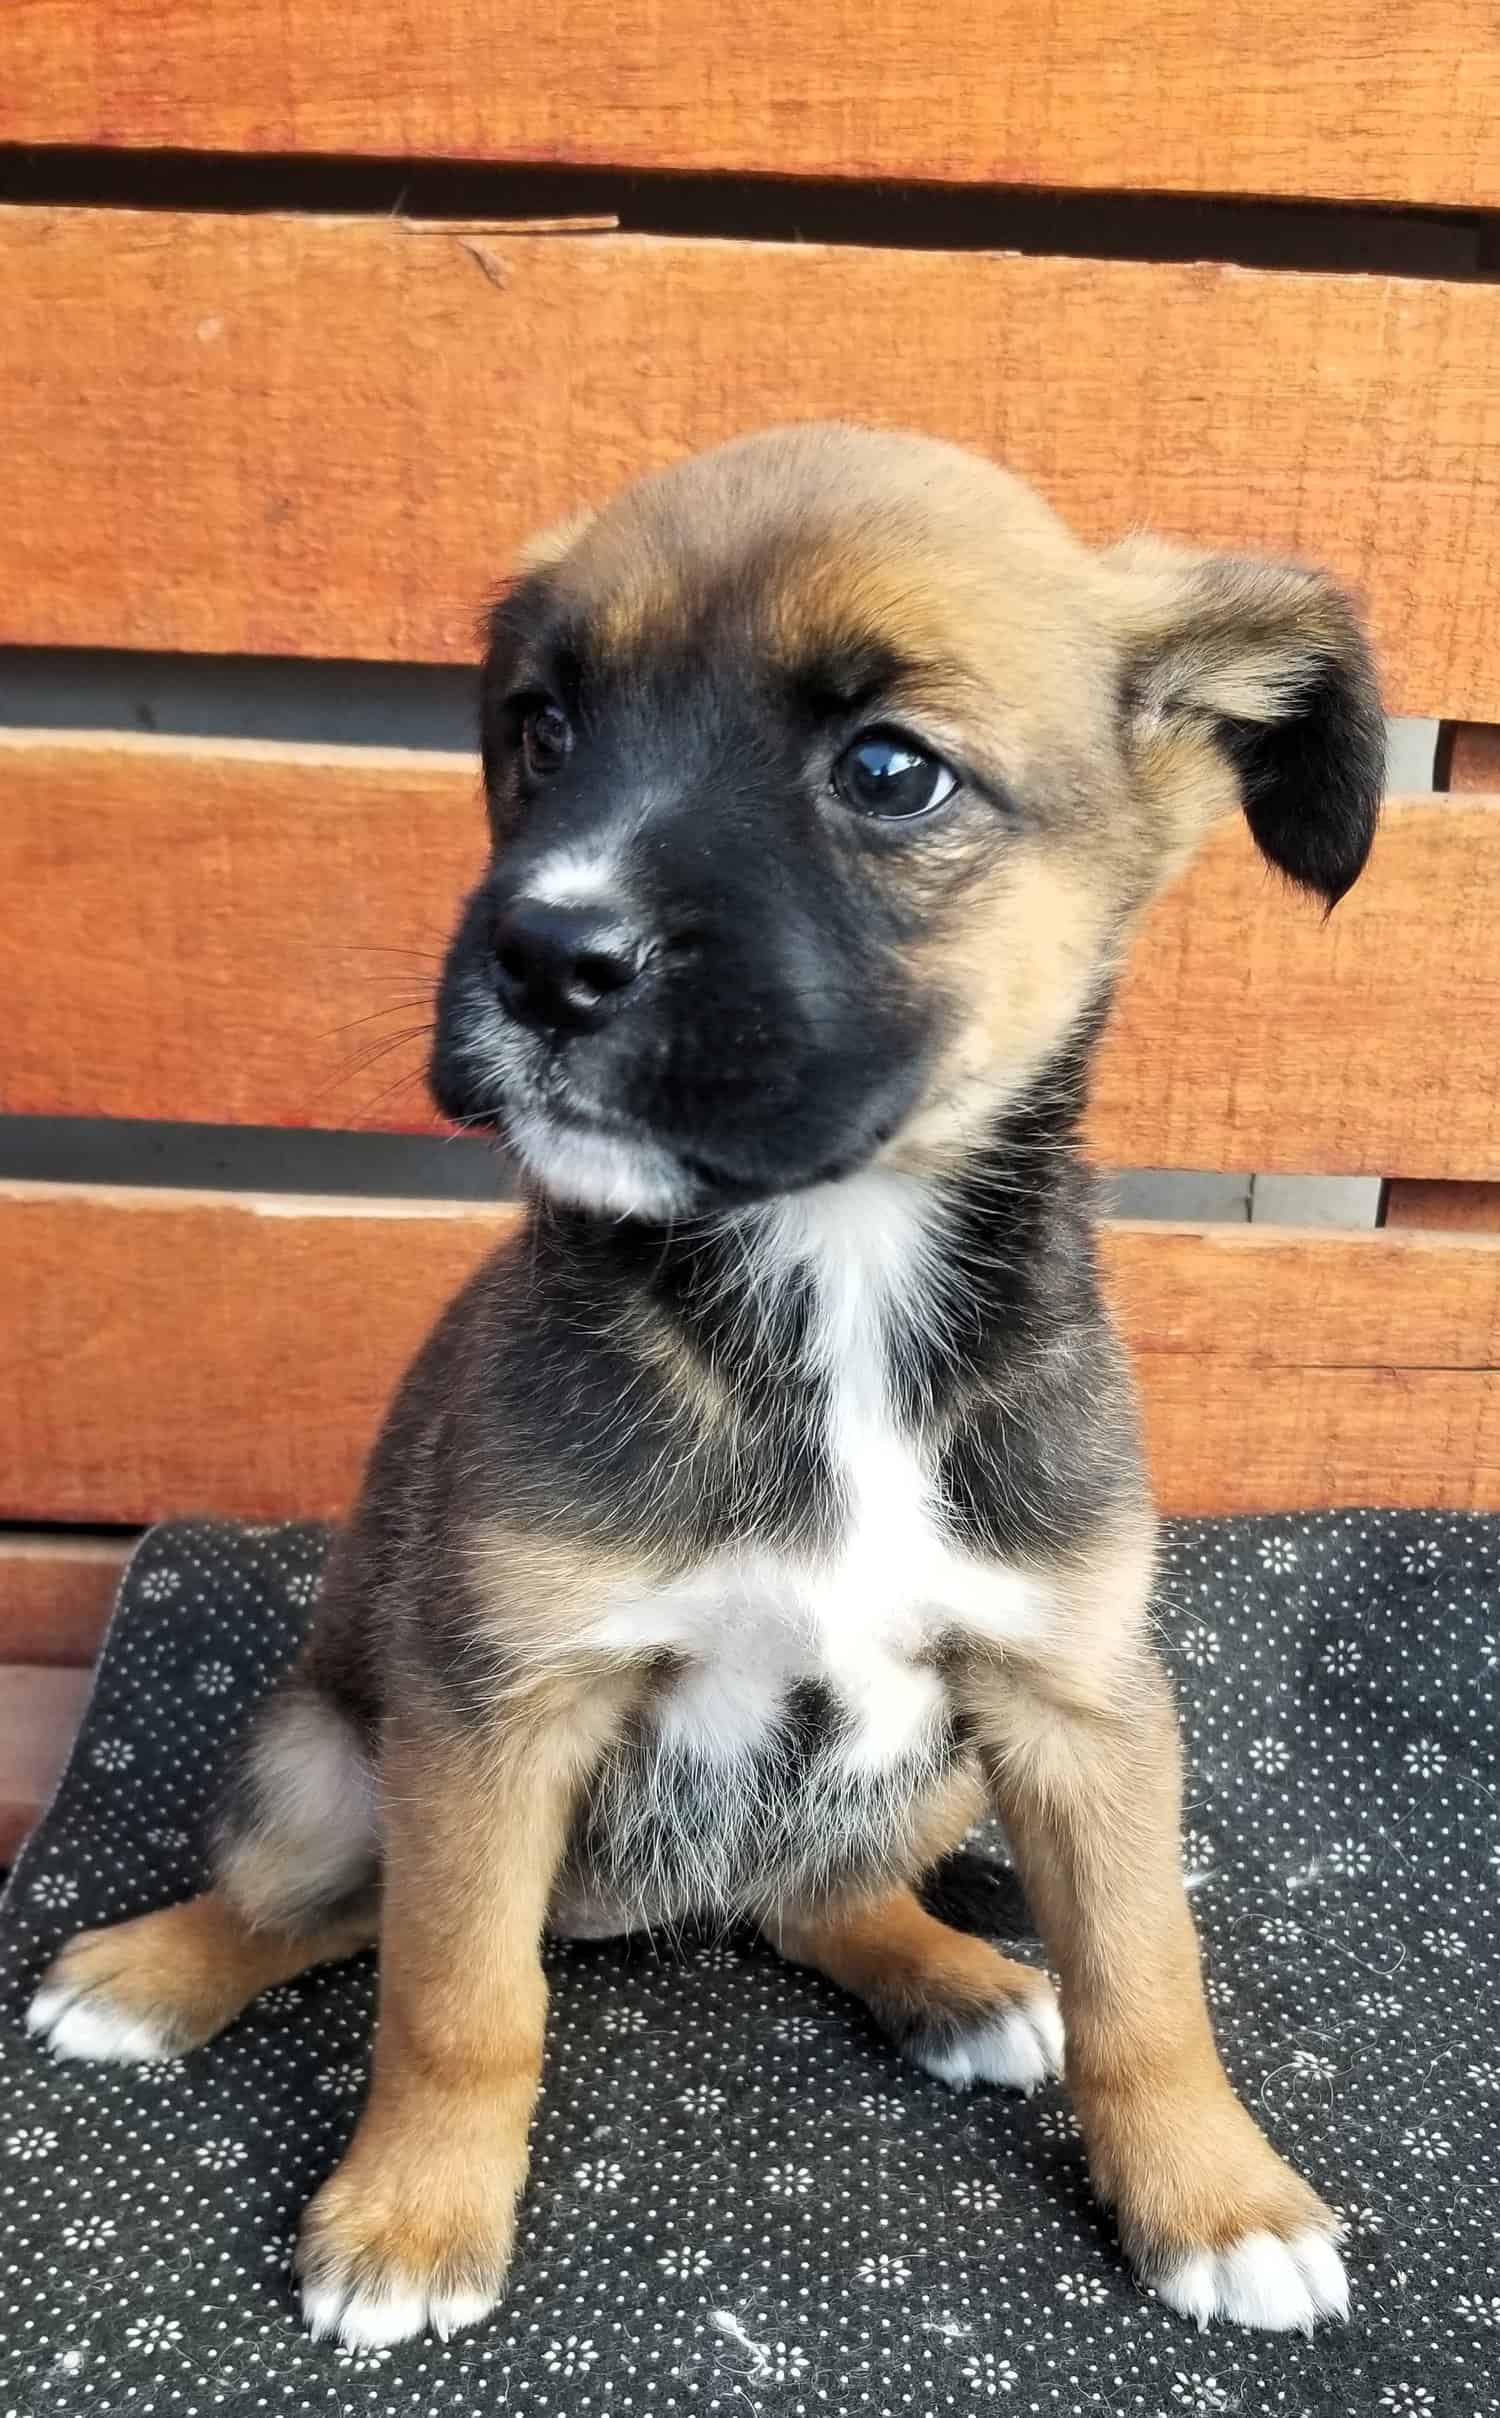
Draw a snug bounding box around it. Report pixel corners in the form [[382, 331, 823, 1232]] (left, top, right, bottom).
[[2, 0, 1498, 1843], [3, 211, 1498, 716], [1, 4, 1496, 208]]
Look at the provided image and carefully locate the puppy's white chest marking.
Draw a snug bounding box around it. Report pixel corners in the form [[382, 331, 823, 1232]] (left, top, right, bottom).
[[586, 1172, 1044, 1766]]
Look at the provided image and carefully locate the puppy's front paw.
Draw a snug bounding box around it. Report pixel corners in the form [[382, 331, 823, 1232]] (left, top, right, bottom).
[[1088, 2087, 1349, 2334], [295, 2123, 526, 2348], [1151, 2221, 1348, 2333]]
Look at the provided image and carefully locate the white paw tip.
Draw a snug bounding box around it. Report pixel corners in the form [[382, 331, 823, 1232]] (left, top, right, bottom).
[[301, 2274, 495, 2348], [911, 1986, 1064, 2096], [27, 1987, 173, 2065], [1154, 2227, 1349, 2334]]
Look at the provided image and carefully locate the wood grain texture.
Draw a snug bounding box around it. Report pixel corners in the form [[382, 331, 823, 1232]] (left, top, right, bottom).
[[0, 2, 1495, 208], [1445, 725, 1500, 792], [0, 1536, 134, 1666], [1, 1182, 1495, 1525], [0, 1668, 92, 1862], [4, 210, 1499, 715], [5, 732, 1497, 1180], [1385, 1183, 1500, 1233]]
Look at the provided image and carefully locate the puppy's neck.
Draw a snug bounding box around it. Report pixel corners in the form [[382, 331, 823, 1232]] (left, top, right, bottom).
[[550, 1042, 1099, 1431]]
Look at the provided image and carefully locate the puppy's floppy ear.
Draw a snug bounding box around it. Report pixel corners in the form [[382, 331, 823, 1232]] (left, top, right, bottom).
[[1110, 536, 1384, 906]]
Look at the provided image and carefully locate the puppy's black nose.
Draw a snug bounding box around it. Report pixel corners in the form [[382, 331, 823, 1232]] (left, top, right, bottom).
[[493, 900, 647, 1034]]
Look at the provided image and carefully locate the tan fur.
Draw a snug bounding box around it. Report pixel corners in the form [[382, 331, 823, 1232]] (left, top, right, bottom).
[[461, 1520, 667, 1672], [298, 1675, 640, 2317], [770, 1883, 1051, 2040], [960, 1511, 1335, 2271], [37, 1890, 377, 2055]]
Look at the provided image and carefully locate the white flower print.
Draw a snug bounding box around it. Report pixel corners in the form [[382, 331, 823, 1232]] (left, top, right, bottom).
[[1379, 2386, 1435, 2415], [1481, 1633, 1499, 1673], [657, 2242, 711, 2279], [1182, 1828, 1216, 1872], [1467, 2059, 1500, 2092], [1421, 1926, 1467, 1962], [137, 1568, 181, 1604], [764, 2163, 815, 2197], [1036, 2106, 1081, 2142], [315, 2061, 364, 2098], [1204, 1974, 1235, 2009], [1399, 2124, 1452, 2160], [1258, 1534, 1298, 1575], [1289, 2048, 1338, 2084], [257, 1983, 302, 2014], [693, 1941, 741, 1972], [857, 2251, 911, 2287], [283, 1568, 319, 1608], [962, 2349, 1019, 2392], [1400, 1536, 1442, 1575], [1322, 1636, 1363, 1678], [193, 2134, 247, 2172], [573, 2158, 625, 2192], [1172, 2374, 1232, 2414], [124, 2312, 183, 2352], [543, 2336, 598, 2375], [771, 2013, 822, 2043], [144, 1825, 189, 1851], [1327, 1838, 1373, 1878], [193, 1659, 235, 1696], [62, 2213, 117, 2252], [334, 2346, 392, 2371], [1258, 1917, 1304, 1947], [678, 2084, 726, 2117], [1455, 2292, 1500, 2327], [1057, 2271, 1111, 2306], [857, 2089, 904, 2119], [952, 2176, 1006, 2214], [601, 2005, 650, 2034], [1332, 2204, 1382, 2236], [6, 2126, 59, 2163], [1179, 1626, 1220, 1668], [1403, 1737, 1447, 1781], [90, 1736, 135, 1773], [30, 1870, 79, 1911], [1357, 1990, 1403, 2021], [1248, 1736, 1291, 1777], [760, 2343, 810, 2382]]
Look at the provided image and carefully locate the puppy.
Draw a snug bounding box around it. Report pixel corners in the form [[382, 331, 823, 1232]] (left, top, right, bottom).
[[28, 424, 1383, 2349]]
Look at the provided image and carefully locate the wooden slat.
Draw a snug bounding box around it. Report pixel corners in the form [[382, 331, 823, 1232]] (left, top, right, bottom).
[[1385, 1182, 1500, 1233], [1444, 724, 1500, 792], [5, 732, 1498, 1180], [0, 1536, 133, 1666], [0, 1182, 1495, 1524], [3, 210, 1498, 716], [0, 1668, 92, 1863], [1, 3, 1496, 210]]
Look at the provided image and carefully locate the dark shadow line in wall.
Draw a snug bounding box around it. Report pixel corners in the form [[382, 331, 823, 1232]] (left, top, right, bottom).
[[0, 143, 1490, 284]]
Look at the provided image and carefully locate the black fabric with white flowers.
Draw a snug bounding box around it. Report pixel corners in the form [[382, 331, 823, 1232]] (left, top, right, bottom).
[[2, 1513, 1497, 2418]]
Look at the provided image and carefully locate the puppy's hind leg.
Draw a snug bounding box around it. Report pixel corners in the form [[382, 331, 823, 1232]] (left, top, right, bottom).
[[766, 1883, 1064, 2095], [28, 1681, 379, 2065]]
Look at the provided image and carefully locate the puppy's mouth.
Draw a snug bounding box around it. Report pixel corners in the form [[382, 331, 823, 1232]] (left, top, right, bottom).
[[505, 1097, 701, 1221]]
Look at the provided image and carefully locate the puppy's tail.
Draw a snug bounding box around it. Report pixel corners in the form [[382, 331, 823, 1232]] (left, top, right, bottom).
[[917, 1845, 1035, 1942]]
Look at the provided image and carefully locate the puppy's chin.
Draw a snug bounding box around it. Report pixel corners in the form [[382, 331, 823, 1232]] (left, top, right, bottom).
[[505, 1107, 695, 1222]]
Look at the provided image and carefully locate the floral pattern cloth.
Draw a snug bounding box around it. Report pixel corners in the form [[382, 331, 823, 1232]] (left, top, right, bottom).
[[0, 1514, 1496, 2417]]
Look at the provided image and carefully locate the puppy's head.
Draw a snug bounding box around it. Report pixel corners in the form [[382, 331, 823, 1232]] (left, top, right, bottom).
[[432, 424, 1382, 1217]]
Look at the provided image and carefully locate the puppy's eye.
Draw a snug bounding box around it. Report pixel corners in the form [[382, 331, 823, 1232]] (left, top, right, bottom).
[[518, 698, 573, 780], [832, 729, 959, 820]]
